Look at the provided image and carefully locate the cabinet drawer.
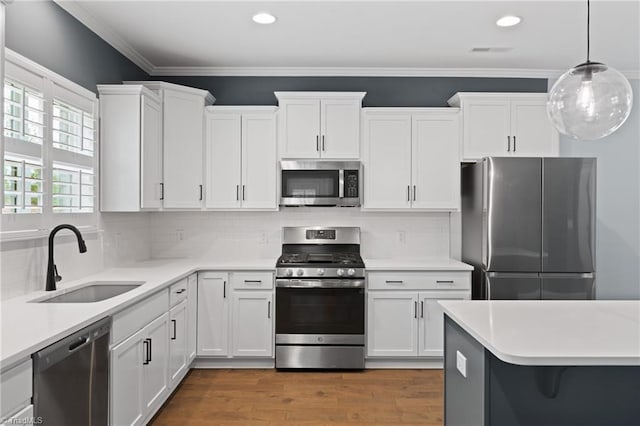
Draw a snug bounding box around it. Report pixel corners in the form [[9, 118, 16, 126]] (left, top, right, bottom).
[[231, 272, 274, 290], [112, 289, 169, 345], [169, 278, 188, 307], [368, 272, 470, 291], [0, 359, 32, 419]]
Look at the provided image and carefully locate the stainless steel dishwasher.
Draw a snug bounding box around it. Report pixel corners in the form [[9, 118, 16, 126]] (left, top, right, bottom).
[[33, 317, 111, 426]]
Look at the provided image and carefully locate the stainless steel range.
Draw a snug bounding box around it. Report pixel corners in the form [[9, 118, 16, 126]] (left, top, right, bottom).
[[275, 226, 365, 369]]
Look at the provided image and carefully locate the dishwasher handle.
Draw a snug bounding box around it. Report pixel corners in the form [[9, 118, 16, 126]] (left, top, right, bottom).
[[33, 317, 111, 373]]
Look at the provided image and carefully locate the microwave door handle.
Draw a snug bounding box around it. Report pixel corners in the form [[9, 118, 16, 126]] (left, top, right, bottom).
[[338, 169, 344, 198]]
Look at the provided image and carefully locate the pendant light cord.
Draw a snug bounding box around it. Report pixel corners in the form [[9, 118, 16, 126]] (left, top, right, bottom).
[[587, 0, 591, 62]]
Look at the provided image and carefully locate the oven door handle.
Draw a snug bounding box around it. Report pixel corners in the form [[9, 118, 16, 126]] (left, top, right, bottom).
[[276, 279, 365, 289]]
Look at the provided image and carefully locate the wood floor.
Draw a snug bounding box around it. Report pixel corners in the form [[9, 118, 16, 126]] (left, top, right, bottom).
[[150, 369, 444, 426]]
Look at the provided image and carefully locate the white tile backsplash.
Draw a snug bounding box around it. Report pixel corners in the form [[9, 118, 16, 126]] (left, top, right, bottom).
[[0, 213, 151, 300], [150, 209, 452, 261]]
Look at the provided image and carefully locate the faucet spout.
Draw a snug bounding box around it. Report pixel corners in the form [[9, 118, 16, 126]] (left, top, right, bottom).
[[46, 224, 87, 291]]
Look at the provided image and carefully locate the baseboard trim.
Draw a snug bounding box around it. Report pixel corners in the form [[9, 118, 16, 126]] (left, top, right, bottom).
[[193, 357, 275, 369], [365, 359, 444, 369]]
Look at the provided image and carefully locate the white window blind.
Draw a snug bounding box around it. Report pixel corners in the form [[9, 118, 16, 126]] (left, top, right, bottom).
[[52, 100, 95, 157], [3, 155, 43, 214], [52, 163, 94, 213], [3, 79, 45, 144]]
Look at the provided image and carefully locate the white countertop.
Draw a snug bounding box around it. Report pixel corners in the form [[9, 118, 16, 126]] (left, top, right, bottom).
[[439, 300, 640, 366], [0, 258, 274, 370], [364, 257, 472, 271]]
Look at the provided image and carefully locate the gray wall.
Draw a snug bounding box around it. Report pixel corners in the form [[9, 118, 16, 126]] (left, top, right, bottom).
[[5, 0, 149, 93], [153, 76, 548, 106], [555, 79, 640, 300]]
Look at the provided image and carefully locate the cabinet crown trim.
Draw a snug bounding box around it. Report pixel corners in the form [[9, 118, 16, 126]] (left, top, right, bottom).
[[274, 91, 366, 101], [97, 84, 161, 101], [447, 92, 549, 107], [124, 80, 216, 104]]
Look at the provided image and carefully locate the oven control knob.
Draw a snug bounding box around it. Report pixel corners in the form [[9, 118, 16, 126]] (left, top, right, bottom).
[[296, 269, 304, 276], [317, 268, 325, 276], [285, 269, 293, 277], [347, 268, 356, 276], [337, 269, 345, 277]]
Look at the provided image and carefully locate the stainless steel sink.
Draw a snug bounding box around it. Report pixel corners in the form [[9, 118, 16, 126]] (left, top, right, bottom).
[[34, 281, 144, 303]]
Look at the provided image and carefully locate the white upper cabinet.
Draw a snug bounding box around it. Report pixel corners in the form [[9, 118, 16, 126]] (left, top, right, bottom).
[[275, 92, 365, 159], [362, 108, 460, 211], [205, 107, 278, 210], [127, 81, 215, 209], [448, 92, 559, 161], [98, 85, 163, 212]]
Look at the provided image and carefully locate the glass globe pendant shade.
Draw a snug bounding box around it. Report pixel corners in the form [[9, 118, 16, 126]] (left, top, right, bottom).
[[547, 61, 633, 140]]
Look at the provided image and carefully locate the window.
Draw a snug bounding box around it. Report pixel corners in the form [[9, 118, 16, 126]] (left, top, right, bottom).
[[2, 50, 99, 238], [3, 80, 45, 144]]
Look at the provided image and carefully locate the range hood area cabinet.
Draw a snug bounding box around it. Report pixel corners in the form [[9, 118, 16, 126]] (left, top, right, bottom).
[[275, 92, 366, 160], [204, 107, 278, 210], [99, 85, 163, 211], [361, 108, 461, 211], [126, 81, 215, 209], [448, 92, 559, 162]]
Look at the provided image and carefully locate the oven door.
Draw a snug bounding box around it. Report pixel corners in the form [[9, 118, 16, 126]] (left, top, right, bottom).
[[275, 282, 365, 345], [280, 161, 360, 207]]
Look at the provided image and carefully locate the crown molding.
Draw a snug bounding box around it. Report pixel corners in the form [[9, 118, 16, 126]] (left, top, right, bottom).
[[53, 0, 155, 75]]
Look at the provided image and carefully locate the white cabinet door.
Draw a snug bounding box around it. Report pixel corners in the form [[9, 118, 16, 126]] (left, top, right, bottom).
[[169, 300, 188, 387], [205, 113, 242, 208], [162, 89, 204, 208], [411, 113, 460, 210], [197, 273, 229, 356], [462, 99, 510, 160], [367, 292, 418, 357], [187, 273, 197, 362], [241, 113, 277, 209], [231, 291, 273, 357], [362, 113, 412, 209], [320, 99, 360, 159], [510, 100, 559, 157], [279, 99, 321, 158], [142, 313, 169, 413], [110, 328, 145, 426], [418, 291, 469, 357], [140, 94, 163, 209]]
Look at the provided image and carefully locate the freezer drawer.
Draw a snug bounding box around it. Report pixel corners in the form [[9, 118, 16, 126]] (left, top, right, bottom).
[[541, 274, 595, 300], [484, 273, 540, 300]]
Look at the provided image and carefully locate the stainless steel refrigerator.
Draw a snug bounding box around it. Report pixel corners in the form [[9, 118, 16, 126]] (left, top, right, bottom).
[[461, 157, 596, 300]]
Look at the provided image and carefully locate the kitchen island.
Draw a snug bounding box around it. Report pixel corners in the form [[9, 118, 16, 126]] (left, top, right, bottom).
[[440, 300, 640, 426]]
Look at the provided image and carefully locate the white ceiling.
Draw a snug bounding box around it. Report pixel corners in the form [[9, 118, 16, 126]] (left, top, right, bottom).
[[56, 0, 640, 77]]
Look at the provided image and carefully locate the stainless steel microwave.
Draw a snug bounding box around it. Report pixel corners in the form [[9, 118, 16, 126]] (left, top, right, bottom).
[[280, 161, 362, 207]]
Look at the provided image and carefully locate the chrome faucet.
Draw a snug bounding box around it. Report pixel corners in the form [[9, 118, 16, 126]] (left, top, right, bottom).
[[46, 224, 87, 291]]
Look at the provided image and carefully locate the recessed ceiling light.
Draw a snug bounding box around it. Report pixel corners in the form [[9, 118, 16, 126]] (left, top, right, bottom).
[[252, 12, 276, 25], [496, 15, 522, 27]]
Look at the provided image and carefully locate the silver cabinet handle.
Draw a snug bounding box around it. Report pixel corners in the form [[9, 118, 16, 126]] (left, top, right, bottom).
[[236, 185, 239, 201], [268, 301, 271, 319], [513, 135, 517, 152], [414, 301, 418, 319], [316, 135, 319, 152], [507, 135, 511, 152], [385, 280, 404, 284], [171, 319, 177, 340], [421, 301, 424, 318], [322, 135, 325, 151], [413, 185, 416, 201]]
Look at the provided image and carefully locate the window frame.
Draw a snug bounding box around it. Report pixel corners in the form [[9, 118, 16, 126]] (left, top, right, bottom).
[[1, 49, 99, 241]]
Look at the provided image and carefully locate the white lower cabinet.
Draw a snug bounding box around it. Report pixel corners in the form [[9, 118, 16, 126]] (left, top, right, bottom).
[[197, 271, 274, 359], [187, 273, 198, 362], [111, 312, 169, 426], [169, 300, 188, 387], [366, 271, 470, 359], [231, 291, 273, 357], [197, 272, 229, 356]]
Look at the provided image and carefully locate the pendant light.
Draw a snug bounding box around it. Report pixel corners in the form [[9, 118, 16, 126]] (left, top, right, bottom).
[[547, 0, 633, 140]]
